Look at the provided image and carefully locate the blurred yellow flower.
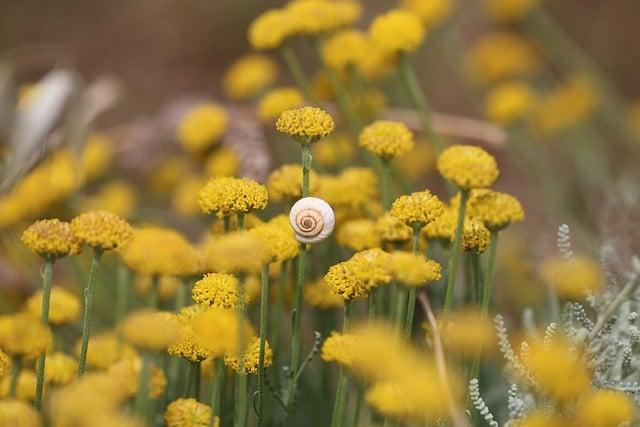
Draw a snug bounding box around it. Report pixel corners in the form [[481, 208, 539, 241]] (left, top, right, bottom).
[[81, 133, 115, 181], [248, 9, 296, 50], [258, 87, 304, 122], [26, 287, 80, 325], [321, 331, 356, 367], [400, 0, 454, 29], [223, 54, 278, 100], [540, 254, 602, 299], [321, 29, 370, 72], [359, 120, 414, 158], [192, 308, 255, 357], [108, 357, 166, 399], [575, 390, 636, 427], [440, 308, 496, 358], [203, 231, 270, 274], [205, 147, 239, 177], [224, 336, 273, 375], [304, 279, 344, 310], [0, 370, 36, 401], [349, 248, 393, 289], [165, 398, 213, 427], [369, 9, 425, 55], [0, 314, 51, 360], [178, 103, 228, 154], [375, 212, 412, 244], [484, 81, 536, 125], [267, 164, 319, 202], [390, 251, 441, 286], [286, 0, 362, 36], [337, 219, 381, 251], [120, 310, 179, 352], [0, 350, 9, 378], [44, 352, 77, 386], [172, 175, 207, 218], [0, 399, 41, 427], [437, 145, 499, 190], [81, 180, 137, 219], [250, 222, 299, 262], [396, 140, 436, 182], [74, 332, 137, 370]]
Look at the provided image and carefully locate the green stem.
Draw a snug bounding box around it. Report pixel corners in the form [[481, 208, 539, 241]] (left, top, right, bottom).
[[272, 261, 288, 375], [223, 216, 231, 232], [352, 383, 364, 427], [135, 354, 151, 418], [443, 189, 468, 314], [237, 213, 245, 230], [34, 257, 54, 409], [257, 264, 270, 427], [398, 52, 444, 153], [394, 284, 407, 332], [194, 362, 201, 401], [184, 361, 198, 398], [403, 227, 422, 337], [281, 43, 317, 104], [148, 274, 159, 309], [470, 253, 484, 304], [9, 357, 21, 398], [301, 144, 311, 197], [77, 248, 103, 378], [380, 158, 392, 211], [115, 263, 130, 325], [234, 279, 248, 427], [331, 300, 352, 427], [176, 278, 190, 311], [286, 246, 306, 410], [210, 358, 224, 424]]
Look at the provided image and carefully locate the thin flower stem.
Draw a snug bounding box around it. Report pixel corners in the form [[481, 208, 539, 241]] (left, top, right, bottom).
[[272, 260, 288, 375], [184, 361, 197, 397], [398, 52, 444, 153], [281, 43, 317, 104], [115, 263, 130, 325], [194, 362, 201, 401], [9, 357, 22, 398], [331, 300, 352, 427], [223, 216, 231, 232], [175, 278, 190, 311], [394, 284, 407, 332], [470, 253, 484, 304], [403, 227, 422, 337], [235, 279, 248, 427], [285, 246, 306, 411], [257, 264, 270, 427], [352, 383, 364, 427], [237, 213, 245, 230], [443, 189, 468, 314], [301, 144, 311, 197], [77, 248, 104, 378], [135, 354, 151, 418], [148, 274, 159, 309], [380, 158, 392, 211], [34, 256, 54, 410], [210, 358, 224, 424], [352, 288, 378, 425]]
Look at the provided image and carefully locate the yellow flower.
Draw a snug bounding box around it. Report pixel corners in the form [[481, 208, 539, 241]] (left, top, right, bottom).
[[224, 337, 273, 375], [359, 121, 414, 158], [440, 308, 496, 358], [135, 275, 181, 302], [400, 0, 454, 28], [460, 219, 490, 253], [348, 248, 393, 289], [575, 390, 636, 427], [173, 175, 208, 218], [81, 181, 137, 219], [205, 146, 239, 177], [321, 29, 370, 72], [276, 106, 335, 142], [267, 164, 319, 202], [422, 205, 455, 241], [258, 87, 304, 122], [375, 213, 412, 243], [0, 314, 51, 360], [120, 310, 179, 352], [484, 81, 535, 125], [522, 337, 590, 402], [390, 251, 441, 286], [369, 9, 425, 55], [540, 255, 602, 299], [21, 219, 81, 258], [336, 219, 381, 252], [483, 0, 537, 23], [25, 287, 80, 325], [192, 308, 255, 357], [467, 189, 524, 230], [324, 261, 368, 300], [203, 231, 270, 274], [286, 0, 362, 36], [74, 332, 137, 370], [534, 74, 599, 136], [0, 370, 36, 401], [0, 350, 10, 377], [317, 168, 379, 217], [321, 331, 356, 367], [108, 357, 166, 399], [165, 398, 213, 427], [178, 103, 228, 154], [81, 133, 115, 181], [466, 32, 541, 84], [192, 273, 245, 309], [71, 210, 133, 251], [168, 306, 213, 363], [248, 9, 296, 51], [390, 189, 445, 228], [198, 177, 268, 218], [249, 223, 299, 263], [223, 54, 278, 101], [44, 352, 76, 386], [121, 227, 200, 276], [437, 145, 499, 189], [304, 279, 344, 310], [0, 399, 41, 427]]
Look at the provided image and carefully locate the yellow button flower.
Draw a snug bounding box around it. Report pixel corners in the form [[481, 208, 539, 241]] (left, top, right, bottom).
[[0, 314, 51, 360], [267, 164, 319, 202], [224, 337, 273, 375], [286, 0, 362, 36], [258, 87, 304, 122], [321, 331, 356, 367], [460, 219, 490, 253], [304, 279, 344, 310], [192, 273, 245, 309], [223, 54, 278, 101], [348, 248, 393, 289], [44, 352, 76, 386], [199, 177, 268, 218], [178, 103, 228, 154], [120, 310, 179, 352], [21, 219, 81, 258], [0, 399, 41, 427], [0, 350, 10, 378], [369, 9, 425, 55], [400, 0, 454, 29], [26, 287, 80, 326], [248, 9, 296, 51], [390, 251, 441, 286], [249, 222, 299, 263], [390, 189, 445, 228], [575, 390, 636, 427], [321, 29, 370, 72], [437, 145, 499, 189], [324, 261, 369, 300], [165, 398, 214, 427], [540, 254, 602, 300], [375, 212, 413, 243], [467, 189, 524, 230], [336, 219, 381, 252], [484, 81, 535, 125], [71, 210, 133, 251], [359, 120, 414, 158], [276, 106, 335, 142]]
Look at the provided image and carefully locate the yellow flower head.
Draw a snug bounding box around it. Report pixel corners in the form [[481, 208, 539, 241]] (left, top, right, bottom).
[[466, 32, 541, 84], [423, 204, 455, 240], [74, 332, 137, 370], [26, 287, 80, 326], [267, 164, 319, 202], [467, 189, 524, 230], [165, 398, 213, 427], [81, 180, 137, 219], [522, 337, 590, 402], [192, 308, 255, 357], [321, 331, 356, 367], [0, 350, 10, 377], [21, 219, 81, 258], [168, 306, 212, 363], [286, 0, 362, 36], [205, 147, 239, 178], [203, 231, 270, 274], [0, 370, 36, 401], [575, 390, 636, 427], [460, 219, 490, 253], [192, 273, 245, 309], [121, 227, 200, 276], [440, 308, 496, 358], [390, 251, 441, 286], [178, 103, 228, 154], [249, 223, 299, 263], [484, 81, 536, 125], [258, 87, 305, 122], [349, 248, 393, 289], [81, 133, 115, 181], [359, 121, 414, 158], [483, 0, 536, 23], [0, 314, 51, 360], [400, 0, 454, 29], [44, 352, 77, 386], [108, 357, 166, 399], [224, 337, 273, 375], [369, 9, 425, 55], [276, 106, 335, 142], [0, 399, 40, 427], [390, 190, 445, 228], [321, 29, 370, 72], [324, 261, 368, 300], [540, 254, 602, 299], [199, 177, 268, 218], [223, 54, 278, 101], [71, 210, 133, 251], [437, 145, 499, 189], [120, 310, 179, 352], [375, 213, 413, 243], [304, 279, 344, 310], [317, 168, 379, 216], [248, 9, 296, 51], [337, 219, 381, 252]]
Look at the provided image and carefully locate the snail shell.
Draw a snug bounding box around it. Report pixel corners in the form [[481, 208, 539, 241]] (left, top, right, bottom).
[[289, 197, 335, 244]]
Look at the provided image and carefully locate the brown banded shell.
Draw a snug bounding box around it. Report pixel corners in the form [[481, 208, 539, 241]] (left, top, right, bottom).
[[289, 197, 335, 244]]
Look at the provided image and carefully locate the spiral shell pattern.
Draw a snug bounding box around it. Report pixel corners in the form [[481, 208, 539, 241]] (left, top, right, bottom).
[[289, 197, 335, 244]]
